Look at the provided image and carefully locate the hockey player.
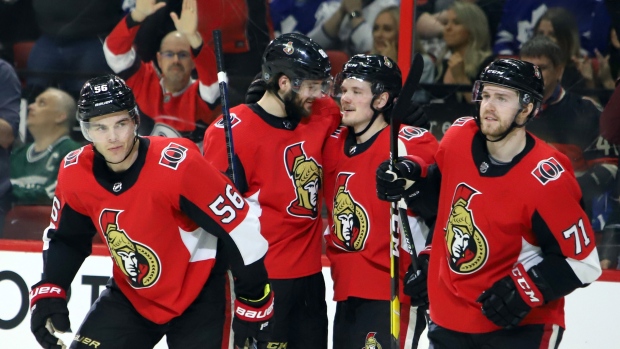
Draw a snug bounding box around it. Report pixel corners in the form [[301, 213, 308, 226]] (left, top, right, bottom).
[[29, 74, 272, 349], [103, 0, 220, 139], [203, 33, 340, 349], [322, 54, 438, 349], [376, 58, 602, 348]]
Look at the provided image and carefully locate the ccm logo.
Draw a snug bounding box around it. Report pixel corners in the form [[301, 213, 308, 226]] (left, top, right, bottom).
[[511, 268, 541, 303], [30, 286, 62, 297], [235, 302, 274, 319]]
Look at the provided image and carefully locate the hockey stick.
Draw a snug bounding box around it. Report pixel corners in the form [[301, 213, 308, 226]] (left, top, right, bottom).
[[389, 52, 424, 349], [213, 29, 241, 187]]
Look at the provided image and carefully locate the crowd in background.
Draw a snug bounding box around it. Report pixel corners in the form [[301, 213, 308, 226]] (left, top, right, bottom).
[[1, 0, 620, 272]]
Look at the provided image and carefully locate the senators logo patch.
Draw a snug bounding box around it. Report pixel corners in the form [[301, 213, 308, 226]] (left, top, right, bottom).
[[331, 173, 369, 252], [445, 183, 488, 274], [159, 142, 188, 170], [363, 332, 382, 349], [214, 113, 241, 129], [398, 126, 426, 140], [452, 117, 474, 127], [285, 142, 322, 218], [63, 148, 83, 168], [99, 209, 161, 288], [532, 157, 565, 185]]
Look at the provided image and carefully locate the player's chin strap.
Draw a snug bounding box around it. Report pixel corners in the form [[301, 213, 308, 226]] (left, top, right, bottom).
[[354, 95, 392, 138]]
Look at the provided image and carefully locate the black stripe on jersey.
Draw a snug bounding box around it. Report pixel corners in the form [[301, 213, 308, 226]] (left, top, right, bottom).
[[179, 196, 268, 300], [471, 131, 536, 177], [530, 210, 586, 302], [92, 138, 149, 195], [44, 203, 98, 290]]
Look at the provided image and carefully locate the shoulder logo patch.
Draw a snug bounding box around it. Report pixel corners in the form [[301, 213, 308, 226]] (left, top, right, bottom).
[[63, 148, 83, 168], [214, 113, 241, 129], [452, 117, 474, 127], [532, 157, 564, 185], [159, 142, 188, 170], [399, 126, 427, 140]]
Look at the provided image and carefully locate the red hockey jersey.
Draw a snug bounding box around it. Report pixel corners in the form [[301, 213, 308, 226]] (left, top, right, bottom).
[[323, 125, 438, 301], [203, 99, 341, 279], [42, 137, 268, 324], [103, 16, 220, 132], [428, 118, 601, 333]]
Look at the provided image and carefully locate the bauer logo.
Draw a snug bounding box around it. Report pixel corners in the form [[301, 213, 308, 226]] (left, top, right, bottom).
[[63, 147, 83, 168], [532, 157, 564, 185], [214, 113, 241, 129], [159, 142, 188, 170]]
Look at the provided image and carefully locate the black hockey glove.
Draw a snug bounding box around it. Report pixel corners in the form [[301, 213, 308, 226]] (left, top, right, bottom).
[[245, 73, 266, 104], [30, 282, 71, 349], [476, 264, 545, 329], [400, 102, 430, 129], [233, 283, 274, 348], [376, 156, 423, 202], [404, 252, 430, 307]]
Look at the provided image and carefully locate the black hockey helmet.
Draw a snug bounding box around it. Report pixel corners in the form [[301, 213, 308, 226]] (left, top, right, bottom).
[[332, 54, 402, 102], [262, 33, 331, 88], [77, 74, 139, 123], [473, 58, 544, 119]]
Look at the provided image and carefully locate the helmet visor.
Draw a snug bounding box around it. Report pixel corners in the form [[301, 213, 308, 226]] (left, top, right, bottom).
[[80, 114, 136, 143], [472, 81, 522, 111], [291, 77, 333, 98]]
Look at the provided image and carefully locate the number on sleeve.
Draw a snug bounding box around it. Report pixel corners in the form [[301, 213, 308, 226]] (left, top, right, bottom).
[[562, 218, 591, 255], [208, 184, 246, 224]]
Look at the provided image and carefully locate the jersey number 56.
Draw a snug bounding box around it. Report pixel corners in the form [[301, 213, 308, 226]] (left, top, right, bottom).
[[209, 184, 245, 224]]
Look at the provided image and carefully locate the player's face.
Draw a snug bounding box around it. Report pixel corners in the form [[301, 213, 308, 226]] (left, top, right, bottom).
[[340, 78, 375, 130], [27, 89, 63, 130], [443, 9, 470, 50], [157, 34, 195, 87], [521, 55, 562, 102], [86, 112, 137, 165], [303, 178, 319, 206], [338, 213, 355, 241], [478, 84, 522, 140], [373, 12, 398, 53], [451, 226, 470, 259], [294, 79, 328, 112]]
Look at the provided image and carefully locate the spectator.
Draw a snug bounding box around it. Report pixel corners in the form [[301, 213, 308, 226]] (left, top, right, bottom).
[[26, 0, 121, 98], [9, 88, 81, 206], [532, 7, 592, 91], [0, 59, 20, 237], [493, 0, 610, 58], [436, 1, 493, 90], [520, 35, 619, 228], [103, 0, 220, 142], [308, 0, 398, 56], [595, 28, 620, 91], [270, 0, 328, 35], [128, 0, 273, 107]]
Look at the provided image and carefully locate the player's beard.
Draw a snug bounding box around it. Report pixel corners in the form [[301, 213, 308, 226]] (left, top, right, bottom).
[[283, 91, 312, 121]]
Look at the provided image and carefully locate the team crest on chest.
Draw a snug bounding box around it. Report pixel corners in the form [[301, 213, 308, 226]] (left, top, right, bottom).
[[99, 209, 161, 288], [331, 173, 369, 252], [284, 142, 322, 218], [445, 183, 488, 274]]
